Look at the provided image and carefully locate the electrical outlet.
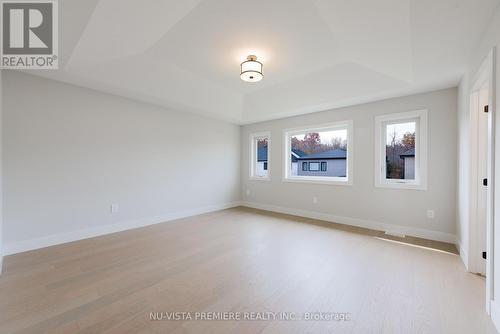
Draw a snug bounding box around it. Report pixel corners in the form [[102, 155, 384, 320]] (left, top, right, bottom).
[[312, 196, 318, 204], [427, 209, 435, 219], [111, 204, 119, 214]]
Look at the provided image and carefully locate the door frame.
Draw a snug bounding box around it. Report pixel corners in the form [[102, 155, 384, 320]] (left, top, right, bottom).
[[469, 48, 496, 314]]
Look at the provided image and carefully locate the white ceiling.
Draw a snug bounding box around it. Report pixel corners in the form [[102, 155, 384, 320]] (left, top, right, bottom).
[[28, 0, 500, 124]]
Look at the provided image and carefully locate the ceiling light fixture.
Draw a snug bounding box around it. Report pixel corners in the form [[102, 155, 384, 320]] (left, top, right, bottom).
[[240, 55, 263, 82]]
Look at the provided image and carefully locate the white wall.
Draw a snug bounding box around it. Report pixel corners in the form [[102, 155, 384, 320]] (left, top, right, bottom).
[[241, 88, 457, 242], [2, 71, 240, 254], [456, 3, 500, 321]]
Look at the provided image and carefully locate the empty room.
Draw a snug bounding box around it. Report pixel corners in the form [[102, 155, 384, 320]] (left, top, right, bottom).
[[1, 0, 500, 333]]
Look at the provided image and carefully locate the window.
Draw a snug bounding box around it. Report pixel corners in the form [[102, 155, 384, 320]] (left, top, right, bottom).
[[249, 132, 271, 180], [309, 162, 320, 171], [284, 120, 353, 185], [375, 110, 427, 190]]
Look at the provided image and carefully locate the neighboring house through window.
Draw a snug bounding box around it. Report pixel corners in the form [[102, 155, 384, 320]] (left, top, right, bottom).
[[283, 120, 353, 185], [400, 148, 415, 179], [296, 149, 347, 177], [292, 149, 306, 175], [375, 110, 427, 190], [250, 132, 270, 180]]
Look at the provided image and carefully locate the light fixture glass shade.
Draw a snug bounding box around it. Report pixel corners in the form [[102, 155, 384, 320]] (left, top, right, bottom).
[[240, 55, 263, 82]]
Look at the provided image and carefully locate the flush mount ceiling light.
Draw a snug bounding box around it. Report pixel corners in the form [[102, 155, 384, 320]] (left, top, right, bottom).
[[240, 55, 263, 82]]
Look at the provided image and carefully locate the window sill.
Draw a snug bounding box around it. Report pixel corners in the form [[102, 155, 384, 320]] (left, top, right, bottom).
[[249, 176, 271, 182], [283, 176, 352, 186], [375, 181, 427, 191]]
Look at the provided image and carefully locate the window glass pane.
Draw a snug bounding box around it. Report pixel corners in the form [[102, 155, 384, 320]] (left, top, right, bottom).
[[309, 162, 320, 171], [385, 121, 416, 180], [255, 136, 269, 178], [291, 129, 347, 178]]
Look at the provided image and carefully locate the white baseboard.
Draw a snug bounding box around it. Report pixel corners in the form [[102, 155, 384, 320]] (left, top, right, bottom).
[[491, 300, 500, 332], [3, 201, 456, 256], [3, 201, 241, 256], [241, 201, 456, 243], [456, 239, 469, 270]]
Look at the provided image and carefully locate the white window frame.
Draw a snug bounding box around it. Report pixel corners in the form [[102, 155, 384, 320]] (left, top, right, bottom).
[[283, 120, 353, 185], [249, 131, 271, 181], [374, 109, 428, 190]]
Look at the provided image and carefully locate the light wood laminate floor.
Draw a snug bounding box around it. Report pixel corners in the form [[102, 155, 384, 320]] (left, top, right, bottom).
[[0, 207, 496, 334]]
